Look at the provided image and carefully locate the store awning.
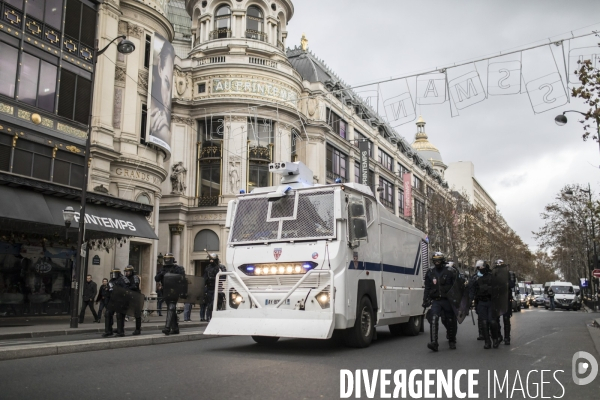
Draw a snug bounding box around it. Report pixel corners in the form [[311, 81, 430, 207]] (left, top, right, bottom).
[[0, 186, 158, 240]]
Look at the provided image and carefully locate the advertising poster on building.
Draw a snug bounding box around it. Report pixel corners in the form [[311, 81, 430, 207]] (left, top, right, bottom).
[[146, 32, 175, 158], [358, 140, 370, 187], [403, 172, 412, 218]]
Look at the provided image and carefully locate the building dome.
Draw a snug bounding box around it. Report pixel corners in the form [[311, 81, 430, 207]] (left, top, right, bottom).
[[411, 116, 446, 173]]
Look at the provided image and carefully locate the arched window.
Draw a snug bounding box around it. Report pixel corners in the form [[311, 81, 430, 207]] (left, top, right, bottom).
[[246, 6, 266, 42], [136, 193, 151, 204], [194, 229, 219, 252], [212, 4, 231, 39]]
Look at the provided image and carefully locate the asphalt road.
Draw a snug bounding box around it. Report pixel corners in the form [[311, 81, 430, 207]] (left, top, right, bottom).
[[0, 308, 598, 400]]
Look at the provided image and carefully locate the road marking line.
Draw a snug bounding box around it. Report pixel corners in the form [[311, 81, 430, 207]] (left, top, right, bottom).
[[532, 356, 547, 366], [511, 331, 560, 351]]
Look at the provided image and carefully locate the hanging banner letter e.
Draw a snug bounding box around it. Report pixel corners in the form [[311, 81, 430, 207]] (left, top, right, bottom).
[[417, 73, 446, 105]]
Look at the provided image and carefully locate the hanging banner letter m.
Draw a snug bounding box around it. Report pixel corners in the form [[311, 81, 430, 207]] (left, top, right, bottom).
[[359, 140, 370, 188], [417, 73, 446, 105], [449, 71, 486, 110]]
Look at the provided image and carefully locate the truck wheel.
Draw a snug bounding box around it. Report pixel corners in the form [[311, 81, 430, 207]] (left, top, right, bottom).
[[251, 336, 280, 345], [388, 323, 403, 337], [401, 315, 422, 336], [343, 296, 374, 348]]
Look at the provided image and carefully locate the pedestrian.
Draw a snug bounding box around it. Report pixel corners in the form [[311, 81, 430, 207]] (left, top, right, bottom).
[[548, 287, 556, 310], [156, 282, 164, 316], [469, 261, 501, 349], [183, 302, 192, 322], [95, 278, 109, 323], [422, 252, 457, 352], [79, 275, 98, 323]]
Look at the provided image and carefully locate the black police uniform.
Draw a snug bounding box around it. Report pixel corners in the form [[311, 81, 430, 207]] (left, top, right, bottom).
[[126, 271, 142, 335], [468, 273, 485, 340], [203, 261, 223, 322], [155, 263, 185, 335], [423, 264, 457, 351], [469, 269, 501, 349], [496, 271, 516, 345], [102, 273, 129, 337]]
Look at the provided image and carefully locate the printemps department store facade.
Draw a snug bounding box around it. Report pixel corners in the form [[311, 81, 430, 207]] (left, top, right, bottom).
[[158, 0, 448, 278]]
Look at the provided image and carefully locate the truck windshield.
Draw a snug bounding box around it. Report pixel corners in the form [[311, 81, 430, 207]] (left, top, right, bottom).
[[229, 189, 335, 244], [532, 288, 542, 295], [553, 286, 573, 294]]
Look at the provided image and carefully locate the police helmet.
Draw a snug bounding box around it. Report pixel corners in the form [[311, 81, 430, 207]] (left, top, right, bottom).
[[110, 268, 122, 280], [209, 253, 219, 264], [495, 259, 505, 267], [475, 260, 485, 269], [163, 253, 175, 266], [432, 252, 445, 265], [124, 265, 135, 276]]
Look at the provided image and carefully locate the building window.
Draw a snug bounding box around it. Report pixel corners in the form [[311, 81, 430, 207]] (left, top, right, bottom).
[[136, 193, 151, 204], [354, 162, 374, 190], [64, 0, 96, 54], [197, 118, 223, 206], [326, 108, 347, 139], [213, 5, 231, 39], [415, 199, 426, 230], [0, 133, 11, 172], [398, 188, 404, 215], [12, 138, 53, 181], [427, 186, 435, 198], [247, 117, 273, 192], [398, 162, 409, 178], [194, 229, 219, 252], [378, 176, 394, 210], [0, 41, 19, 98], [354, 131, 372, 157], [246, 6, 266, 41], [326, 144, 347, 183], [412, 175, 423, 193], [291, 128, 299, 161], [57, 69, 92, 125], [140, 103, 147, 144], [18, 52, 57, 113], [144, 34, 151, 68], [378, 149, 393, 172], [197, 83, 206, 93]]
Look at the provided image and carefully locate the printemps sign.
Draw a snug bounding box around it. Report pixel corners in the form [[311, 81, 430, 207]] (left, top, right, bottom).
[[212, 78, 300, 106]]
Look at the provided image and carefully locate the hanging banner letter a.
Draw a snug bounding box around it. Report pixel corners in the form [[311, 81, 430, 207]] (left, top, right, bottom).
[[449, 71, 486, 110], [417, 73, 446, 105]]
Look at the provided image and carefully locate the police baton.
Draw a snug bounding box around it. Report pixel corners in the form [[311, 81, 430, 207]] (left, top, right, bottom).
[[470, 308, 475, 325]]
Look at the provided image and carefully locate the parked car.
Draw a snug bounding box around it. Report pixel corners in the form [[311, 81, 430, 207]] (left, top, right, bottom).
[[519, 292, 530, 309]]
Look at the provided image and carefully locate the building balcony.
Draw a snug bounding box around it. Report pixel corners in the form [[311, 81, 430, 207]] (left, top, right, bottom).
[[245, 29, 267, 42], [248, 145, 271, 162], [209, 28, 231, 40], [326, 170, 347, 183], [198, 144, 221, 161], [197, 196, 219, 207]]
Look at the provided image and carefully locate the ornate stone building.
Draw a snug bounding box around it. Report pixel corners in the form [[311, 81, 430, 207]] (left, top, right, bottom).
[[159, 0, 448, 277]]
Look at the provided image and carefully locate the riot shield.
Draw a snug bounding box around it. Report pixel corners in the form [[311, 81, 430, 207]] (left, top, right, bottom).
[[163, 273, 187, 303], [180, 275, 205, 305], [106, 286, 144, 317], [446, 269, 470, 324], [491, 265, 510, 317]]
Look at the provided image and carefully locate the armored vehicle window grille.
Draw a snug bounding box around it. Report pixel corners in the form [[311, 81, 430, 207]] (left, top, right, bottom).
[[421, 240, 430, 281], [230, 189, 335, 244], [268, 192, 296, 219], [365, 198, 373, 224]]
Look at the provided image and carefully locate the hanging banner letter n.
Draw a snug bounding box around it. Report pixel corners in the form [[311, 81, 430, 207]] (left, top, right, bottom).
[[359, 140, 370, 187]]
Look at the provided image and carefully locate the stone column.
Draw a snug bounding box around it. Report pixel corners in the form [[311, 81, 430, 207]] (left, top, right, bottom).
[[169, 224, 184, 264], [150, 193, 161, 295]]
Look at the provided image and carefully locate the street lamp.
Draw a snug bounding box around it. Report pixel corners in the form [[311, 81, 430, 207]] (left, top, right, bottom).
[[62, 206, 76, 240], [555, 110, 600, 159], [69, 35, 136, 329]]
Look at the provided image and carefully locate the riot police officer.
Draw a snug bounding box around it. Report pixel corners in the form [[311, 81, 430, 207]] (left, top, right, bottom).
[[469, 261, 501, 349], [422, 252, 457, 351], [102, 268, 129, 337], [469, 260, 486, 341], [204, 253, 224, 322], [124, 265, 142, 336], [155, 253, 185, 335], [493, 260, 515, 345]]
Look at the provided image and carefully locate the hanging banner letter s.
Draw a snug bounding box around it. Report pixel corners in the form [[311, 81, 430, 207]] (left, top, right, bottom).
[[448, 70, 486, 110], [525, 72, 568, 114], [416, 73, 446, 105], [488, 61, 521, 95]]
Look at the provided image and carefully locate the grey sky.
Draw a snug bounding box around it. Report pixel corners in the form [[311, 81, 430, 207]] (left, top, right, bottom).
[[286, 0, 600, 249]]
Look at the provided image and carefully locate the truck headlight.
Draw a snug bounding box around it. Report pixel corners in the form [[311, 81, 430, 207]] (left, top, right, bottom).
[[229, 291, 244, 309], [315, 290, 330, 309], [238, 262, 317, 276]]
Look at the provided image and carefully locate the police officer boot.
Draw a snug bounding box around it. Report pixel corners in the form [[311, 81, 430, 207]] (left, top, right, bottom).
[[477, 318, 485, 340], [163, 309, 174, 335], [448, 318, 457, 349], [427, 315, 439, 352], [116, 314, 125, 337], [132, 317, 141, 336], [170, 314, 180, 335], [481, 320, 491, 349], [503, 316, 511, 345], [102, 314, 113, 337], [490, 321, 501, 348]]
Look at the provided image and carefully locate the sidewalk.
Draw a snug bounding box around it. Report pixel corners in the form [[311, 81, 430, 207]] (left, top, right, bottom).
[[0, 314, 207, 340]]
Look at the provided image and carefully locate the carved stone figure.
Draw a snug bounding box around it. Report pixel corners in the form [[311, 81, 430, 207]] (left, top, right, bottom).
[[170, 162, 187, 195], [229, 157, 241, 194]]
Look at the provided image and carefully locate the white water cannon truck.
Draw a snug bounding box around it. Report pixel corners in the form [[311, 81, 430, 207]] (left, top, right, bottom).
[[204, 161, 429, 347]]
